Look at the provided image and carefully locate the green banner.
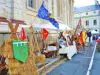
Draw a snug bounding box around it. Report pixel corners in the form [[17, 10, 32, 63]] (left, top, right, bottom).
[[12, 40, 28, 63]]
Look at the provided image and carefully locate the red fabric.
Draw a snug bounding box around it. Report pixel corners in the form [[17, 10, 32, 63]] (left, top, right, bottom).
[[79, 31, 83, 45], [42, 28, 48, 40], [53, 42, 56, 46], [20, 28, 26, 41], [96, 38, 100, 43]]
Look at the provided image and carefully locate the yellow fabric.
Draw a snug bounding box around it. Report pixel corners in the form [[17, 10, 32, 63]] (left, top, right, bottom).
[[82, 31, 86, 44], [50, 15, 54, 18]]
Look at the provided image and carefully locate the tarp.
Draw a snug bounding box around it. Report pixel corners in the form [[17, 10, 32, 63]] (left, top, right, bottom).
[[21, 23, 72, 30]]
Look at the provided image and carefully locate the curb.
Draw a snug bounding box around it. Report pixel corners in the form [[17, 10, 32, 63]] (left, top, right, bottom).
[[38, 58, 60, 74]]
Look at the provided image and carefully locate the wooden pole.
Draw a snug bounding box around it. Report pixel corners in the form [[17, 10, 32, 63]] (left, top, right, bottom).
[[8, 21, 19, 40]]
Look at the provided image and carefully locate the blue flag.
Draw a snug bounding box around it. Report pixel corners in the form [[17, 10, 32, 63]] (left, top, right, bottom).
[[49, 18, 59, 29], [37, 2, 51, 20], [37, 2, 59, 29]]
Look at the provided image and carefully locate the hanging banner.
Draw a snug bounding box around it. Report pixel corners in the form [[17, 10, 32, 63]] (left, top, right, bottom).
[[20, 27, 26, 41], [12, 40, 28, 63], [42, 28, 48, 40]]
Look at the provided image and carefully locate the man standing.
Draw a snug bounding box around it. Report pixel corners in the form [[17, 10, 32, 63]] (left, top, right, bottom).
[[87, 30, 92, 43]]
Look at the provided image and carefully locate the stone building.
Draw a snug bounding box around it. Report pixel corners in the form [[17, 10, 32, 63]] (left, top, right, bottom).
[[0, 0, 74, 46], [74, 0, 100, 33], [0, 0, 74, 30]]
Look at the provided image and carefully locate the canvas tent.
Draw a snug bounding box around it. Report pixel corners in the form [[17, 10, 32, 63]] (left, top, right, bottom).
[[21, 23, 72, 30], [0, 23, 23, 33]]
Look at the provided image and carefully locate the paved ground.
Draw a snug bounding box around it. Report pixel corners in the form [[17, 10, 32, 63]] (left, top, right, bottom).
[[90, 48, 100, 75], [47, 42, 96, 75], [37, 58, 59, 68]]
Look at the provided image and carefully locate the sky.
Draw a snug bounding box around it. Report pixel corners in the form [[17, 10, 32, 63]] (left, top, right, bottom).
[[74, 0, 100, 7]]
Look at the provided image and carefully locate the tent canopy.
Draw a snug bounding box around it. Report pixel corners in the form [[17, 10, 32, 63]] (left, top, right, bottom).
[[21, 23, 72, 30], [91, 30, 99, 34], [0, 23, 24, 33]]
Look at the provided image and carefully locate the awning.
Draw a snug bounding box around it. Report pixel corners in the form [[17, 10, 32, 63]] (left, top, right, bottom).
[[0, 23, 25, 33], [21, 23, 72, 30]]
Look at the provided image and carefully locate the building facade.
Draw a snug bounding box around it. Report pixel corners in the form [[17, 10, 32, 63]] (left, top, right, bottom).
[[0, 0, 74, 48], [0, 0, 74, 30], [74, 0, 100, 33]]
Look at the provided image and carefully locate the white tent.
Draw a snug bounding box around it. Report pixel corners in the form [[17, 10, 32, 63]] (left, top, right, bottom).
[[21, 23, 72, 30], [0, 23, 22, 33], [91, 30, 99, 34]]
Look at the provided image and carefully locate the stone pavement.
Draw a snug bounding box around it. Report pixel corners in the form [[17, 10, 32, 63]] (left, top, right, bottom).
[[37, 58, 59, 68], [47, 42, 96, 75], [90, 49, 100, 75]]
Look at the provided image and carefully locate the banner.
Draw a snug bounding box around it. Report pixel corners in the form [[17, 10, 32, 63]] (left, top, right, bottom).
[[12, 40, 28, 63], [20, 28, 26, 41], [42, 28, 48, 40]]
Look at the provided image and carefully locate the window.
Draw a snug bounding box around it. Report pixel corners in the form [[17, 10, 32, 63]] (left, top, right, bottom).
[[93, 20, 97, 25], [28, 0, 33, 8], [86, 20, 89, 26], [57, 0, 63, 19], [27, 0, 37, 10]]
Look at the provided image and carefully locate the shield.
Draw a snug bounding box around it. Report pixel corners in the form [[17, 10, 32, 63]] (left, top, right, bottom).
[[12, 40, 28, 63]]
